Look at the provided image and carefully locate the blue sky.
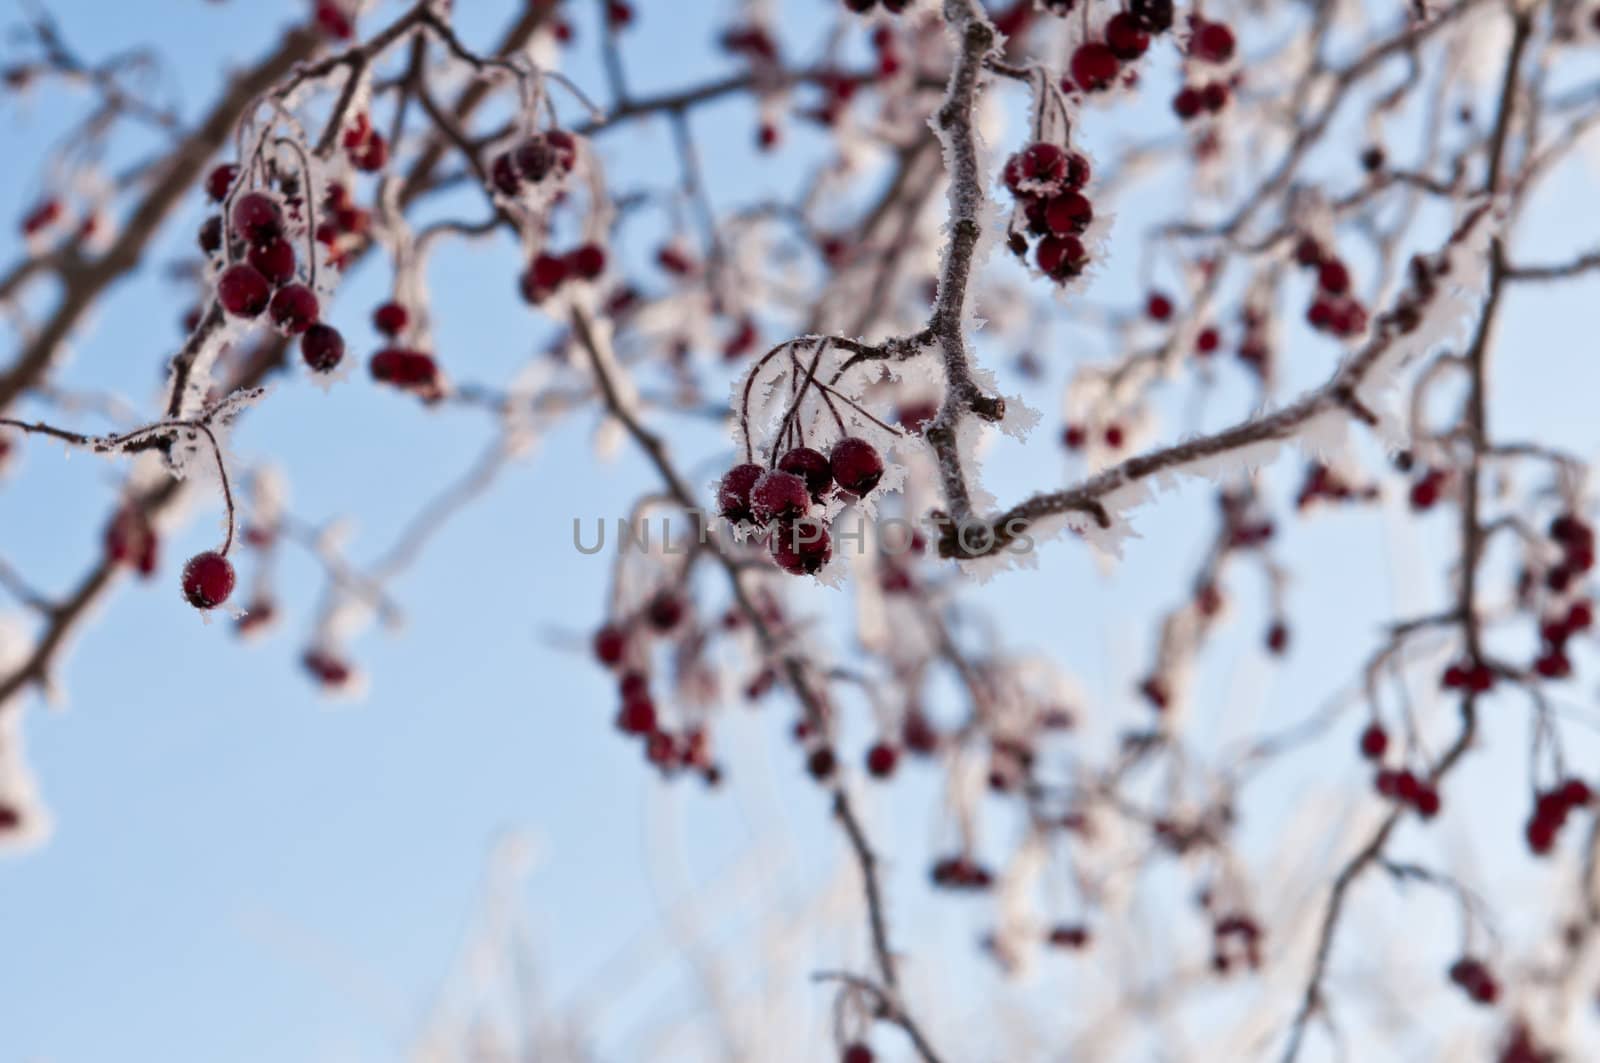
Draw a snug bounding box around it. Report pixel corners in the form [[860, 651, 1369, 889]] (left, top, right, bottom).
[[4, 3, 1600, 1062]]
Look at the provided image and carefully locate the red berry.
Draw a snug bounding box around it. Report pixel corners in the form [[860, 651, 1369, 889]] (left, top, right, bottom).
[[372, 302, 409, 337], [1036, 234, 1088, 279], [247, 238, 296, 287], [181, 550, 235, 609], [717, 463, 765, 523], [216, 263, 272, 318], [269, 284, 319, 334], [842, 1045, 874, 1063], [1358, 723, 1388, 760], [1045, 191, 1093, 236], [230, 192, 282, 246], [1202, 82, 1230, 113], [1105, 13, 1150, 59], [646, 592, 684, 632], [1104, 424, 1125, 449], [617, 697, 657, 735], [1048, 924, 1091, 949], [807, 747, 837, 779], [771, 520, 833, 575], [777, 447, 833, 500], [1562, 778, 1593, 806], [369, 348, 439, 389], [300, 323, 345, 373], [490, 154, 523, 197], [830, 437, 885, 497], [865, 742, 898, 778], [594, 624, 628, 667], [1196, 326, 1220, 354], [605, 0, 633, 28], [1190, 20, 1236, 63], [567, 243, 607, 280], [521, 252, 569, 302], [751, 470, 811, 524], [1146, 292, 1174, 320], [1318, 260, 1351, 295], [205, 164, 238, 203], [198, 216, 224, 256], [1068, 42, 1120, 93], [314, 1, 354, 38], [1173, 87, 1203, 119], [1266, 621, 1289, 653]]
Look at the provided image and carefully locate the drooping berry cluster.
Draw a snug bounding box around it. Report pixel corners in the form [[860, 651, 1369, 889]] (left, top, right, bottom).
[[1001, 142, 1095, 285], [1373, 766, 1442, 818], [313, 180, 371, 271], [490, 129, 578, 199], [592, 605, 724, 784], [520, 243, 607, 304], [1295, 236, 1368, 338], [717, 437, 886, 576], [1533, 598, 1590, 679], [1523, 777, 1591, 855]]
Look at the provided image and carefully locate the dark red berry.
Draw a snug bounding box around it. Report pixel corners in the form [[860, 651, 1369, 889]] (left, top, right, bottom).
[[594, 624, 628, 667], [269, 284, 319, 334], [372, 302, 409, 337], [182, 550, 235, 609], [1173, 87, 1203, 119], [205, 164, 238, 203], [771, 519, 833, 575], [842, 1045, 874, 1063], [718, 463, 765, 523], [1068, 42, 1120, 93], [198, 215, 224, 256], [865, 742, 898, 778], [646, 592, 684, 632], [230, 192, 282, 246], [1045, 191, 1093, 236], [830, 437, 884, 497], [777, 447, 833, 500], [1105, 13, 1150, 59], [751, 470, 811, 524], [216, 263, 272, 318], [567, 243, 607, 280], [1146, 292, 1174, 320], [1358, 723, 1388, 760], [1037, 234, 1088, 278], [1190, 20, 1236, 63], [248, 238, 296, 286], [300, 323, 345, 372]]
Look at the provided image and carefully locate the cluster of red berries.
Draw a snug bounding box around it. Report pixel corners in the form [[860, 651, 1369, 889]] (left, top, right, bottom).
[[1172, 80, 1232, 120], [520, 243, 607, 304], [1295, 462, 1378, 510], [1374, 765, 1442, 818], [1066, 11, 1159, 94], [204, 178, 328, 333], [363, 297, 439, 396], [1447, 955, 1500, 1006], [105, 504, 159, 577], [340, 113, 387, 173], [313, 180, 371, 271], [842, 0, 912, 13], [1524, 777, 1591, 855], [1210, 912, 1262, 974], [1441, 657, 1495, 694], [1533, 598, 1591, 679], [716, 437, 886, 576], [1295, 237, 1369, 338], [181, 550, 235, 610], [930, 854, 995, 890], [1544, 512, 1596, 593], [593, 604, 722, 783], [490, 129, 577, 198], [1001, 141, 1095, 284]]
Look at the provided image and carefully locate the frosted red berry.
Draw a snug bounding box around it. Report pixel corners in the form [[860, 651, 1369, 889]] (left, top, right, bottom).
[[1045, 191, 1093, 236], [751, 469, 812, 524], [777, 447, 833, 500], [1068, 43, 1120, 93], [269, 284, 319, 334], [1105, 13, 1150, 59], [181, 550, 235, 609], [205, 164, 238, 203], [300, 323, 345, 373], [230, 192, 282, 246], [217, 263, 272, 318], [718, 463, 765, 523], [248, 238, 296, 287], [829, 437, 884, 497], [771, 520, 833, 575]]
